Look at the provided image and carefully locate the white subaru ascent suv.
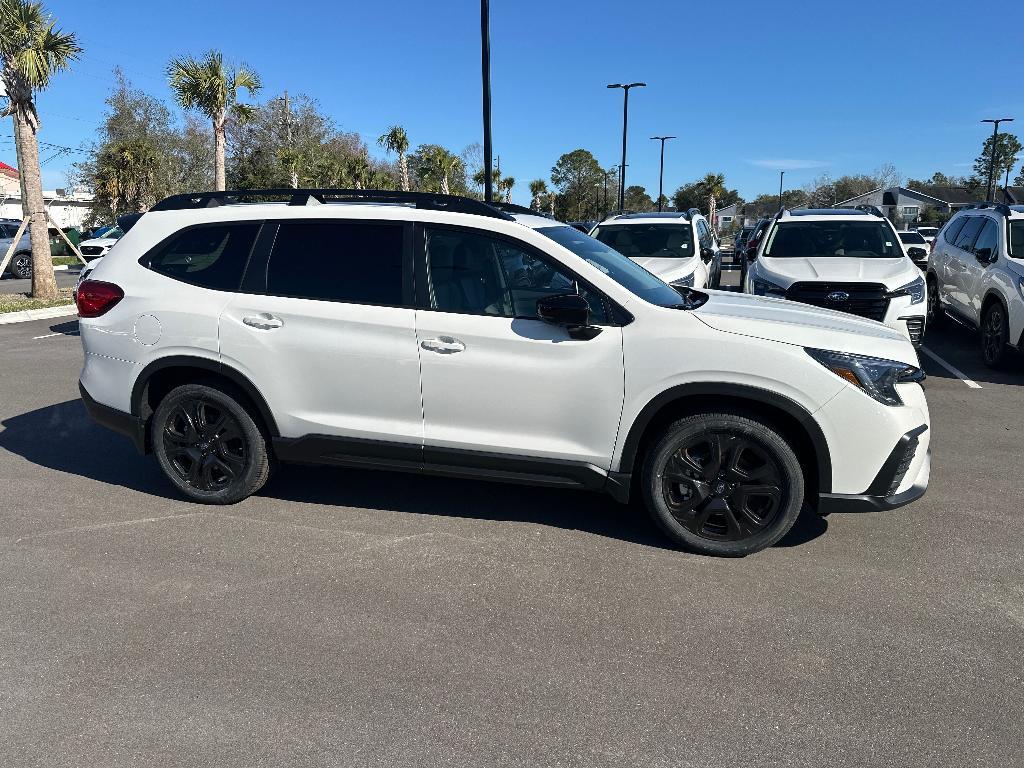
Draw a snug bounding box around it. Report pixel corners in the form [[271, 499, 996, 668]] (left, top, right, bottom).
[[744, 207, 928, 346], [78, 190, 931, 557]]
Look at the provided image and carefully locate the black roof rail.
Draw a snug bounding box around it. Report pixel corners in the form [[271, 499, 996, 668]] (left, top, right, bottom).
[[962, 201, 1012, 216], [853, 204, 885, 217], [149, 188, 516, 221], [486, 200, 553, 218]]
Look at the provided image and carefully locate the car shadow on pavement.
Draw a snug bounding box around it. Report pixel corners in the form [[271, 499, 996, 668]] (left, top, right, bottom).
[[1, 399, 828, 553], [47, 320, 80, 336]]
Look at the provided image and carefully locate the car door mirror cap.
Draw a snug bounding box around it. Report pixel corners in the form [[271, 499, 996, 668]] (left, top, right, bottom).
[[536, 293, 601, 339], [701, 246, 714, 262], [974, 247, 994, 264]]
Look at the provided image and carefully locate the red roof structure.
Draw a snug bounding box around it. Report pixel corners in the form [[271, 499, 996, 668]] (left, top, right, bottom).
[[0, 161, 20, 179]]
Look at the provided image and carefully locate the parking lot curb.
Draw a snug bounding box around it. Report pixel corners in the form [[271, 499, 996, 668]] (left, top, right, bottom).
[[0, 304, 77, 325]]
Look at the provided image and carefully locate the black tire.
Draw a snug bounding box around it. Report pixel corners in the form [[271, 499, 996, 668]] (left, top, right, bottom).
[[641, 412, 804, 556], [11, 252, 31, 280], [981, 301, 1009, 369], [926, 275, 942, 327], [152, 383, 270, 504]]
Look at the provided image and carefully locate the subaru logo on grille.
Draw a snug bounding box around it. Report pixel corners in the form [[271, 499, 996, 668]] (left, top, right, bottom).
[[826, 291, 850, 303]]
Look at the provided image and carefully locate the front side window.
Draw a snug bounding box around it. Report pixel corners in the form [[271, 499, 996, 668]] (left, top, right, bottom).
[[764, 220, 904, 258], [1009, 221, 1024, 258], [142, 223, 259, 291], [971, 219, 998, 259], [953, 217, 984, 251], [425, 227, 608, 322], [265, 221, 404, 305], [592, 223, 694, 259]]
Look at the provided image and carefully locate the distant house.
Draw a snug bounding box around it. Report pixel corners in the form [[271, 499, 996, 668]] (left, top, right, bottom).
[[1002, 186, 1024, 204], [0, 161, 20, 196], [713, 202, 739, 232], [835, 185, 983, 226], [0, 161, 94, 228]]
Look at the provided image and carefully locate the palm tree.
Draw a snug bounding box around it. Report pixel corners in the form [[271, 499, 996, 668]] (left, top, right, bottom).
[[167, 50, 261, 191], [529, 179, 548, 210], [377, 125, 410, 192], [500, 176, 515, 203], [418, 147, 462, 195], [0, 0, 81, 300], [95, 138, 160, 218], [347, 152, 370, 190]]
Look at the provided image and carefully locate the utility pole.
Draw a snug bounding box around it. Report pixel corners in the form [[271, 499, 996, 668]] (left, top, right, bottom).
[[607, 82, 646, 212], [778, 170, 785, 210], [602, 168, 616, 220], [982, 118, 1013, 203], [283, 90, 297, 189], [481, 0, 494, 202], [650, 136, 675, 212]]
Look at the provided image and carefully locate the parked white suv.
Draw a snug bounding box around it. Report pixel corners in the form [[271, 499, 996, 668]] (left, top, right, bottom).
[[78, 190, 930, 557], [744, 208, 928, 345], [590, 210, 722, 289], [926, 202, 1024, 367]]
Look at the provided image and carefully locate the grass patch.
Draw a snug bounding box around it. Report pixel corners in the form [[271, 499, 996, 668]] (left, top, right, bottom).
[[0, 288, 74, 314], [52, 256, 82, 267]]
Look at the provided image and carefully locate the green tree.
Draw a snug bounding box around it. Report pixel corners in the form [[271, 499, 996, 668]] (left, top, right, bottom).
[[499, 175, 515, 202], [414, 145, 463, 194], [378, 125, 410, 191], [550, 148, 602, 220], [167, 50, 261, 191], [672, 173, 739, 214], [528, 178, 549, 210], [972, 132, 1021, 193], [0, 0, 81, 300], [623, 184, 654, 212], [93, 138, 160, 218]]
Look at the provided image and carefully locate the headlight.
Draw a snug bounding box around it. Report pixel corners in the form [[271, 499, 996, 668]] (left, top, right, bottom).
[[806, 348, 925, 406], [889, 275, 925, 304], [670, 272, 695, 288], [752, 277, 787, 297]]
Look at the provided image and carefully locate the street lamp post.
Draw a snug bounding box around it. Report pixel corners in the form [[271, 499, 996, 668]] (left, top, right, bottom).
[[982, 117, 1014, 203], [607, 82, 646, 213], [602, 168, 616, 220], [650, 135, 676, 212], [778, 170, 785, 210], [481, 0, 494, 203]]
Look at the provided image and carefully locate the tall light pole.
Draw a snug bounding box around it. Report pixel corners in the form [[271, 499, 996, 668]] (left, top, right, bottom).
[[778, 170, 785, 210], [650, 136, 676, 212], [982, 118, 1013, 203], [602, 168, 616, 220], [481, 0, 494, 202], [607, 82, 646, 212]]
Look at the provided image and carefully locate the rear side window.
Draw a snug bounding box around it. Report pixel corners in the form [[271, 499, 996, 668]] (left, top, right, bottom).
[[142, 223, 259, 291], [265, 221, 404, 305], [953, 217, 984, 250], [942, 217, 967, 245]]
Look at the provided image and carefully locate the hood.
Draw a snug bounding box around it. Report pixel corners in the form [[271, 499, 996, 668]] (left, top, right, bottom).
[[759, 256, 914, 288], [630, 254, 697, 280], [80, 237, 118, 248], [692, 290, 919, 366]]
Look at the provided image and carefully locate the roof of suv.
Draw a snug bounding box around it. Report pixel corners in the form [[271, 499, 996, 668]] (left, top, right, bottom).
[[596, 210, 703, 226], [779, 207, 882, 221]]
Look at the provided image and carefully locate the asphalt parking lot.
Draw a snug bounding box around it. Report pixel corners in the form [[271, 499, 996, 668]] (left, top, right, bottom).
[[0, 269, 81, 295], [1, 267, 1022, 767]]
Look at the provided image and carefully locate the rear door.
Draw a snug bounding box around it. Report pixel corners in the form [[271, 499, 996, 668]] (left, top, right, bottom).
[[962, 217, 998, 322], [945, 216, 984, 319], [414, 224, 625, 471], [219, 218, 423, 449]]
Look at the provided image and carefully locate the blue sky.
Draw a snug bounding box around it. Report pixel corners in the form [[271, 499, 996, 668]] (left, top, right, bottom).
[[9, 0, 1024, 204]]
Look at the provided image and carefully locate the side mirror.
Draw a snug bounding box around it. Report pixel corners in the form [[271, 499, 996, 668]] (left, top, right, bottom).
[[537, 293, 600, 339], [700, 246, 714, 262], [908, 247, 927, 258], [974, 247, 993, 264]]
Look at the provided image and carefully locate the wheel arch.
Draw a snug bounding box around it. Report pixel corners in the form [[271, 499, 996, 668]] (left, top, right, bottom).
[[131, 356, 280, 450], [618, 383, 832, 497], [981, 288, 1009, 319]]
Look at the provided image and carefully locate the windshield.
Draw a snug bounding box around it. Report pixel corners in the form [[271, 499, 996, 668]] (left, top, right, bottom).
[[592, 223, 694, 259], [917, 227, 938, 236], [93, 226, 124, 239], [1009, 221, 1024, 258], [537, 226, 687, 308], [899, 232, 926, 244], [765, 220, 904, 259]]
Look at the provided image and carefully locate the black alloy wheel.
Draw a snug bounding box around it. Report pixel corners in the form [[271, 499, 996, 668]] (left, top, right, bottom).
[[981, 303, 1008, 368], [642, 413, 804, 556], [153, 383, 270, 504], [926, 278, 941, 326], [12, 253, 31, 279]]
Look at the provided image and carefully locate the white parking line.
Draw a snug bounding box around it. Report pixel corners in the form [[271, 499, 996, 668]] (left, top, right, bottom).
[[920, 346, 982, 389], [32, 332, 62, 340]]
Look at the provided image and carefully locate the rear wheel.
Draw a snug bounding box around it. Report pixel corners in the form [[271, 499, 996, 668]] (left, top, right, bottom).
[[641, 413, 804, 556], [152, 384, 270, 504], [11, 252, 31, 280], [926, 275, 942, 326], [981, 302, 1009, 368]]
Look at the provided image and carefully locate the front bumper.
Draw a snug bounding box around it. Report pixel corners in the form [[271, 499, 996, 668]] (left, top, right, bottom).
[[80, 381, 147, 454]]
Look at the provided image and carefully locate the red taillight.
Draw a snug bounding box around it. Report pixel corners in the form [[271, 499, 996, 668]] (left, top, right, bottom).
[[76, 280, 124, 318]]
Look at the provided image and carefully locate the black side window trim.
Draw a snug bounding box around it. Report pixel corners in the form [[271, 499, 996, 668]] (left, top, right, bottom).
[[236, 218, 416, 309], [137, 220, 263, 293], [413, 221, 629, 326]]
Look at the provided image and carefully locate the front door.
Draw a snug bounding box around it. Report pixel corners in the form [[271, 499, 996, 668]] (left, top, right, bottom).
[[961, 217, 997, 322], [414, 225, 625, 471]]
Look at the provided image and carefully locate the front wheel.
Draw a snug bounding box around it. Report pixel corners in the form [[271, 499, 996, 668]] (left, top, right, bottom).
[[981, 302, 1009, 368], [926, 276, 942, 327], [152, 383, 270, 504], [11, 252, 31, 280], [641, 413, 804, 556]]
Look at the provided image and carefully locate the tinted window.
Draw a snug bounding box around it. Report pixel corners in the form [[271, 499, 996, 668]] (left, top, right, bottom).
[[953, 217, 984, 250], [592, 223, 694, 258], [942, 217, 967, 245], [899, 232, 926, 244], [0, 223, 18, 238], [143, 223, 259, 291], [1010, 221, 1024, 258], [764, 221, 903, 258], [265, 221, 404, 305], [425, 227, 608, 322], [538, 225, 684, 308], [971, 219, 998, 258]]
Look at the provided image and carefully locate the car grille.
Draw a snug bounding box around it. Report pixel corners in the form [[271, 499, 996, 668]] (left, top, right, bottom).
[[80, 245, 104, 256], [785, 282, 890, 321], [904, 317, 925, 344], [887, 434, 920, 496]]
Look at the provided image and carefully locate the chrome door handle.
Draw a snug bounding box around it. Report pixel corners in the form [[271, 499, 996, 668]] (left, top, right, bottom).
[[420, 336, 466, 354], [242, 314, 284, 330]]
